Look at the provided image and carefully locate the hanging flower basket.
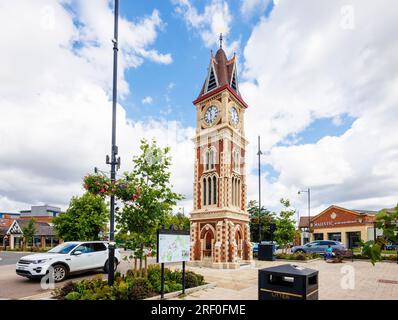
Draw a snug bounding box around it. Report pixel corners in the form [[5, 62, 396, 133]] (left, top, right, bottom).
[[115, 180, 141, 202], [83, 174, 113, 197], [84, 174, 140, 203]]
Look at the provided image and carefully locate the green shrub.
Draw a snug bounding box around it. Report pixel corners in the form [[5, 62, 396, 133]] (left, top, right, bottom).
[[54, 266, 205, 300], [129, 278, 152, 300], [65, 292, 81, 300], [185, 271, 205, 288]]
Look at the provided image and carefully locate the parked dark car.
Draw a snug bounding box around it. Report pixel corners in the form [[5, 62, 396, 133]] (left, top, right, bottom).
[[385, 242, 398, 251], [291, 240, 345, 255]]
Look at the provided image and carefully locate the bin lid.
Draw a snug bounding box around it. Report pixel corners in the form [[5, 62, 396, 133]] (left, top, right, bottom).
[[259, 264, 318, 277]]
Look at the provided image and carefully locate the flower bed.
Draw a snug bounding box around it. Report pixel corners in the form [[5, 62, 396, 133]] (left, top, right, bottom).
[[276, 252, 320, 261], [52, 265, 205, 300]]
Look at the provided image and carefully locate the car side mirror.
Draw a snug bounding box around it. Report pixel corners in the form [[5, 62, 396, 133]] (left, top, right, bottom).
[[73, 251, 82, 256]]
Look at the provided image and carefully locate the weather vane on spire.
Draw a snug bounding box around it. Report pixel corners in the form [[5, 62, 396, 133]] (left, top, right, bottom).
[[219, 33, 223, 49]]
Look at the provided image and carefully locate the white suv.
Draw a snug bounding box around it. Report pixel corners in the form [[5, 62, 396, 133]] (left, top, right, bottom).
[[16, 241, 121, 282]]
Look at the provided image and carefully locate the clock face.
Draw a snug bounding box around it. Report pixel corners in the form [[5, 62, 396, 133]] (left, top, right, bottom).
[[230, 106, 239, 125], [204, 105, 219, 125]]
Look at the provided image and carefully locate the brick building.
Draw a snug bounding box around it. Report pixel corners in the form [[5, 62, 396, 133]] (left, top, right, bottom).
[[298, 205, 384, 248]]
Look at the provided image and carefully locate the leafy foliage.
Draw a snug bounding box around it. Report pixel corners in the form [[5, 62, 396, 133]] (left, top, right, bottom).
[[53, 266, 205, 300], [22, 219, 36, 247], [247, 200, 275, 242], [166, 212, 190, 231], [116, 139, 183, 261], [360, 204, 398, 265], [53, 193, 108, 242], [273, 198, 298, 251]]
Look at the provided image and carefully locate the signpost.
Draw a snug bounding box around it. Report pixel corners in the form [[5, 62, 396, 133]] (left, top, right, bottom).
[[157, 226, 190, 299]]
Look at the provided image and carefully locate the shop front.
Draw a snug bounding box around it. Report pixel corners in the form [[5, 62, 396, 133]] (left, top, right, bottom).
[[299, 206, 379, 249], [0, 219, 58, 250]]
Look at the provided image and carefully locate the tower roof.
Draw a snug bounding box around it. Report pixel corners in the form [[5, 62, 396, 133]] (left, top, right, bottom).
[[195, 45, 247, 107]]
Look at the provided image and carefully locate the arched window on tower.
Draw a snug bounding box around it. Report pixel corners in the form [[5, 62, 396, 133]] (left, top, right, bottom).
[[231, 177, 235, 206], [205, 150, 210, 171], [238, 179, 241, 208], [209, 149, 215, 170], [208, 177, 212, 205], [233, 151, 240, 173], [213, 176, 217, 205], [203, 178, 207, 206]]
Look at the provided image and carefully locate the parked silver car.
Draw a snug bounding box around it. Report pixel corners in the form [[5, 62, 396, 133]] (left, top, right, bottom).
[[291, 240, 346, 255]]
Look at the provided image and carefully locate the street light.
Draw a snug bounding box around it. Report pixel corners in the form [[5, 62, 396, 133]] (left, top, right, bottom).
[[105, 0, 120, 286], [298, 188, 311, 243], [257, 136, 263, 243]]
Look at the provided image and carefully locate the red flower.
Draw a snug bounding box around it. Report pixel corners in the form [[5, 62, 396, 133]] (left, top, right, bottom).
[[100, 188, 105, 193]]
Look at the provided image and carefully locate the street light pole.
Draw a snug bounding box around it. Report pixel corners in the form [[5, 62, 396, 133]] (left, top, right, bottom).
[[298, 188, 311, 243], [106, 0, 120, 286], [257, 136, 263, 243]]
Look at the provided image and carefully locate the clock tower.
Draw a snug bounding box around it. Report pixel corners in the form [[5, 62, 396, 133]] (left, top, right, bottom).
[[189, 40, 253, 268]]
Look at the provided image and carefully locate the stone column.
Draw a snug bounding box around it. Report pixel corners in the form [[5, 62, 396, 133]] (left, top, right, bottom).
[[190, 222, 197, 261], [10, 235, 14, 250]]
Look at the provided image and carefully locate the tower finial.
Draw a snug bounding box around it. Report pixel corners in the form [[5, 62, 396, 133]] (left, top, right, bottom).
[[219, 33, 223, 49]]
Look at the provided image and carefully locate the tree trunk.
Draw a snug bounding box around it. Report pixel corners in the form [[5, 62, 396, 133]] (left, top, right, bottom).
[[134, 258, 138, 271], [144, 255, 148, 276]]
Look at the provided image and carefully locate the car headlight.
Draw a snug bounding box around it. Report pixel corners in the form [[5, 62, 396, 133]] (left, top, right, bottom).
[[33, 259, 47, 264]]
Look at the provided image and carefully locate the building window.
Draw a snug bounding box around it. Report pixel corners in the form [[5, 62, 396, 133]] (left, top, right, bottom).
[[203, 178, 207, 206], [204, 148, 216, 172], [213, 176, 217, 204], [202, 174, 218, 207], [208, 177, 212, 205], [231, 176, 241, 208], [232, 150, 240, 173]]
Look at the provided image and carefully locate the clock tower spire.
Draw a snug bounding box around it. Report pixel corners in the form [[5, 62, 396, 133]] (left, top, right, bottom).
[[189, 45, 253, 268]]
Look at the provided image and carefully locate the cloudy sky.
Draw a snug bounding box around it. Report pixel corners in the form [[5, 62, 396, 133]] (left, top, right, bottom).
[[0, 0, 397, 218]]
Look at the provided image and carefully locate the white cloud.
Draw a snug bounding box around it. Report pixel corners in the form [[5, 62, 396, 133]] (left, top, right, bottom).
[[240, 0, 269, 18], [241, 0, 398, 213], [172, 0, 240, 55], [142, 96, 154, 105], [0, 0, 193, 212]]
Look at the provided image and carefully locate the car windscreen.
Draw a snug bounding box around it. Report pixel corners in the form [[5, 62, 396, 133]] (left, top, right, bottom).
[[48, 243, 79, 254]]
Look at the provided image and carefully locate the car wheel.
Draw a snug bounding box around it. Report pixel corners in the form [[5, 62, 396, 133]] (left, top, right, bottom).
[[104, 259, 118, 274], [51, 264, 68, 282], [295, 249, 305, 253]]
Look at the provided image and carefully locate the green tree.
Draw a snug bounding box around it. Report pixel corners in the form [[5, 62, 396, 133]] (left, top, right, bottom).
[[117, 139, 183, 270], [166, 212, 190, 231], [273, 198, 298, 252], [22, 218, 36, 249], [53, 193, 108, 242], [361, 204, 398, 265], [247, 200, 275, 242]]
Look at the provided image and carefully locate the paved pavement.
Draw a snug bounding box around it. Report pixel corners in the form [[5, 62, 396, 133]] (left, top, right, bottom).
[[173, 259, 398, 300], [0, 252, 27, 266]]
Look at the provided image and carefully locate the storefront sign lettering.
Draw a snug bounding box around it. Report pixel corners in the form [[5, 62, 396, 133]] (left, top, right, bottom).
[[313, 220, 358, 228]]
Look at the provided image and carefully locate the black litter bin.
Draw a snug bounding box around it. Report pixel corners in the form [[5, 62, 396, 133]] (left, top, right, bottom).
[[258, 244, 275, 261], [258, 264, 318, 300]]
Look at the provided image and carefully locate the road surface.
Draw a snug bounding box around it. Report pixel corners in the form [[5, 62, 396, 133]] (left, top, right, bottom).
[[0, 250, 136, 299], [0, 252, 27, 266]]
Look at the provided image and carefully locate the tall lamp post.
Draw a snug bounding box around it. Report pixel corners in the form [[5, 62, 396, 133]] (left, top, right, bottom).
[[257, 136, 263, 243], [106, 0, 120, 286], [298, 188, 311, 243]]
